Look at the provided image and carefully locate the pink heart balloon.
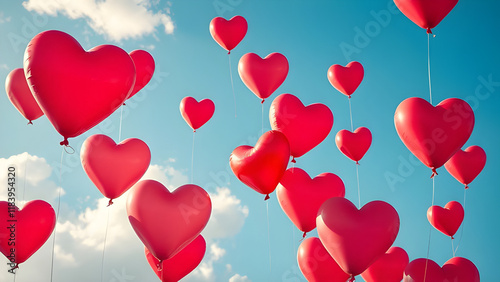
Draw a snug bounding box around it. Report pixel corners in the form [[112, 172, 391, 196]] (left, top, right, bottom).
[[179, 97, 215, 131], [403, 258, 446, 282], [317, 197, 400, 277], [127, 180, 211, 261], [297, 237, 350, 282], [128, 49, 155, 98], [394, 0, 458, 33], [269, 93, 334, 160], [327, 61, 364, 97], [209, 15, 248, 53], [230, 130, 290, 200], [445, 145, 486, 189], [442, 257, 480, 282], [80, 134, 151, 205], [277, 167, 345, 236], [335, 127, 372, 164], [361, 246, 409, 282], [24, 30, 136, 145], [5, 68, 43, 124], [427, 201, 464, 238]]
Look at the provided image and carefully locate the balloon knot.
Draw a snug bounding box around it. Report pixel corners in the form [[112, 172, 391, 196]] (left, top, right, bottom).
[[228, 50, 231, 55], [291, 157, 296, 163], [156, 261, 163, 272], [302, 232, 307, 238], [426, 27, 432, 34], [123, 102, 126, 106], [348, 95, 352, 99], [430, 168, 438, 178], [348, 275, 355, 282], [464, 184, 469, 190], [451, 236, 455, 240], [193, 129, 196, 133], [107, 199, 114, 207], [27, 120, 33, 125], [261, 99, 265, 104], [60, 138, 69, 147], [355, 161, 360, 165], [264, 194, 270, 201]]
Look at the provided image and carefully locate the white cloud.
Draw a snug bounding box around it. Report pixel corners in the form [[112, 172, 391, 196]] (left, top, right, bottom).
[[0, 11, 11, 23], [0, 63, 8, 70], [229, 274, 252, 282], [22, 0, 175, 42], [140, 164, 189, 190]]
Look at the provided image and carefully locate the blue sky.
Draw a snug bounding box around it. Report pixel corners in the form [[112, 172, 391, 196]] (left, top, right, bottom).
[[0, 0, 499, 281]]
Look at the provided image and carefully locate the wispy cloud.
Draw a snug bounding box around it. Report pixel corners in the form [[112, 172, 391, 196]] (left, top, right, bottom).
[[0, 11, 12, 23]]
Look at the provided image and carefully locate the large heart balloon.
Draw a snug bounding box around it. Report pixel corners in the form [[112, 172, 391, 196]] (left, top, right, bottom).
[[327, 61, 364, 98], [24, 30, 136, 145], [269, 93, 333, 159], [238, 52, 289, 102], [209, 15, 248, 53], [277, 167, 345, 236], [0, 200, 56, 265], [335, 127, 372, 164], [145, 235, 206, 282], [403, 258, 446, 282], [394, 97, 474, 175], [442, 257, 480, 282], [127, 180, 211, 261], [80, 134, 151, 205], [394, 0, 459, 33], [297, 237, 350, 282], [230, 130, 290, 200], [317, 197, 400, 277], [427, 201, 464, 238], [128, 49, 155, 98], [5, 68, 44, 124], [444, 145, 486, 189], [179, 97, 215, 131], [361, 246, 409, 282]]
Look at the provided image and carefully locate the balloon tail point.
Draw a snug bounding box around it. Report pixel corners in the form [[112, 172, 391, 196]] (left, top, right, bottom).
[[451, 236, 455, 240], [348, 275, 355, 282], [264, 194, 270, 201], [302, 232, 306, 238], [427, 28, 432, 34], [291, 158, 296, 163], [60, 138, 69, 147], [261, 99, 265, 104], [355, 161, 360, 165], [430, 168, 438, 178], [156, 261, 163, 272], [228, 51, 231, 55], [27, 120, 33, 125], [123, 102, 126, 106], [193, 129, 196, 133], [107, 199, 114, 207], [465, 185, 469, 190]]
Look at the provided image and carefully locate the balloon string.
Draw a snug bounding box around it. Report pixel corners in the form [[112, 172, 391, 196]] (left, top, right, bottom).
[[50, 147, 64, 282], [356, 163, 360, 209], [100, 205, 111, 282], [118, 106, 124, 142], [454, 189, 467, 255], [261, 102, 264, 136], [228, 53, 237, 118], [22, 152, 28, 207], [451, 237, 455, 257], [191, 131, 196, 183], [427, 32, 433, 105], [266, 200, 272, 273], [423, 176, 435, 282], [348, 97, 354, 131]]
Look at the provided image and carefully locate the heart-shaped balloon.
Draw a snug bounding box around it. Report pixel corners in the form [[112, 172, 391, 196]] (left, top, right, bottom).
[[0, 200, 56, 266], [277, 167, 344, 236], [5, 68, 44, 124], [209, 15, 247, 53], [317, 197, 400, 277], [297, 237, 350, 282], [427, 201, 464, 238], [394, 0, 459, 33], [327, 61, 364, 98], [361, 246, 409, 282], [238, 52, 289, 102], [145, 235, 206, 282], [335, 127, 372, 164], [442, 257, 480, 282], [394, 97, 474, 175], [403, 258, 446, 282], [24, 30, 136, 145], [230, 130, 290, 200], [128, 49, 155, 98], [179, 97, 215, 131], [269, 93, 334, 160], [81, 134, 151, 205], [127, 180, 211, 261], [444, 145, 486, 189]]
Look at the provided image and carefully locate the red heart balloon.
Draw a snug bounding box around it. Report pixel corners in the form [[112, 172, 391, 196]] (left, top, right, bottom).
[[238, 52, 289, 102], [5, 68, 43, 124], [0, 200, 56, 266], [317, 197, 400, 277], [442, 257, 480, 282], [127, 180, 211, 261], [145, 235, 206, 282], [277, 167, 345, 236], [179, 97, 215, 131], [297, 237, 350, 282], [335, 127, 372, 164], [427, 201, 464, 238], [361, 246, 409, 282], [80, 134, 151, 205], [24, 30, 136, 145], [394, 97, 474, 175], [394, 0, 458, 33], [403, 258, 446, 282], [230, 130, 290, 200], [444, 145, 486, 189], [269, 93, 334, 159], [128, 49, 155, 99], [209, 15, 247, 53], [327, 61, 364, 98]]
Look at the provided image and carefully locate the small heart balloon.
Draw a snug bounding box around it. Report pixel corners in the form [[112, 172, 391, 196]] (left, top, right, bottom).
[[394, 97, 474, 176], [128, 49, 155, 98], [209, 15, 248, 53], [127, 180, 211, 261], [335, 127, 372, 164], [403, 258, 446, 282], [269, 93, 334, 160], [80, 134, 151, 205], [445, 145, 486, 189], [427, 201, 464, 238], [394, 0, 459, 33], [297, 237, 350, 282], [361, 246, 410, 282], [317, 197, 400, 277], [145, 235, 206, 282], [0, 200, 56, 266], [238, 52, 289, 102], [179, 97, 215, 131], [5, 68, 43, 124], [230, 130, 290, 200], [442, 257, 480, 282], [327, 61, 364, 97], [277, 167, 345, 236]]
